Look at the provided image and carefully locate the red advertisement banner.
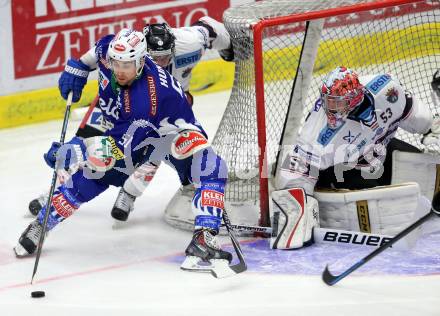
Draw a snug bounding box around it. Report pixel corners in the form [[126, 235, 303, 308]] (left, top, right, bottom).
[[11, 0, 230, 79]]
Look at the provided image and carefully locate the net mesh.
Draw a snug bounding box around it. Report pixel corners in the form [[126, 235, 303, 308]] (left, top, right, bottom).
[[211, 0, 440, 222]]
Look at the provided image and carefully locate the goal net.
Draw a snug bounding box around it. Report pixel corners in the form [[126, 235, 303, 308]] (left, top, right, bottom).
[[164, 0, 440, 231]]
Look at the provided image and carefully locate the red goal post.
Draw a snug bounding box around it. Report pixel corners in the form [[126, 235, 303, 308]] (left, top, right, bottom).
[[164, 0, 440, 232]]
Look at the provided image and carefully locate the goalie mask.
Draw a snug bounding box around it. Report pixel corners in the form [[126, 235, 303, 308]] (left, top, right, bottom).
[[143, 23, 176, 68], [321, 66, 365, 129]]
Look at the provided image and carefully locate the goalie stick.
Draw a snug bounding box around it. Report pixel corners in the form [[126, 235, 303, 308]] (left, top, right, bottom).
[[220, 224, 401, 249], [210, 209, 247, 278], [31, 92, 73, 284], [322, 191, 440, 286]]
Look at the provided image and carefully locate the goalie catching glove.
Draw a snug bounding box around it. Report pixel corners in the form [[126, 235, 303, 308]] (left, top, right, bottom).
[[270, 188, 319, 249], [44, 136, 122, 173]]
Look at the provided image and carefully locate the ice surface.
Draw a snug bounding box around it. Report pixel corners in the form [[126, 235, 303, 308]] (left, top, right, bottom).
[[0, 91, 439, 316]]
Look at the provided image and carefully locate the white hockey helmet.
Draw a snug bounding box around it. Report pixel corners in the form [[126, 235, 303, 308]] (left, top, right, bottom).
[[321, 66, 365, 128], [107, 28, 147, 76]]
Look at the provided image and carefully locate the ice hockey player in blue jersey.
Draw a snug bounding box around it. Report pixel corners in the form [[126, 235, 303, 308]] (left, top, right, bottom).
[[27, 16, 234, 227], [14, 29, 233, 272]]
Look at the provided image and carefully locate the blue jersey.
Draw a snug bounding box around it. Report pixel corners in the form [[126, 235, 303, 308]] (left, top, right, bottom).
[[36, 34, 227, 233], [94, 35, 206, 177]]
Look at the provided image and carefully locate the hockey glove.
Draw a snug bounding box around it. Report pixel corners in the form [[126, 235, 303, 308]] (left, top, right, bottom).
[[58, 59, 90, 103], [44, 136, 121, 173], [44, 137, 86, 172]]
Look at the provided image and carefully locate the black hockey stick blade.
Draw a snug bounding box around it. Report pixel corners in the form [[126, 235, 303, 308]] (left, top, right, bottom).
[[228, 228, 247, 274], [322, 260, 365, 286], [322, 209, 435, 286]]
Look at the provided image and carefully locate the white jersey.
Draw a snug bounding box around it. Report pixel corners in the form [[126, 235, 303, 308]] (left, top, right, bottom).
[[165, 27, 207, 91], [278, 73, 433, 194], [165, 17, 231, 91]]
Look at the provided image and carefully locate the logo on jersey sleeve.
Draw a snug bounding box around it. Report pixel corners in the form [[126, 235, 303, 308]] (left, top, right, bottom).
[[385, 87, 399, 103], [366, 74, 391, 95], [171, 130, 209, 159], [175, 50, 202, 68]]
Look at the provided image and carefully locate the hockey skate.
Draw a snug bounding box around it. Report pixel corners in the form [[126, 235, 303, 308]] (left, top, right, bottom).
[[27, 193, 48, 217], [111, 188, 136, 228], [181, 228, 234, 278], [14, 219, 45, 257]]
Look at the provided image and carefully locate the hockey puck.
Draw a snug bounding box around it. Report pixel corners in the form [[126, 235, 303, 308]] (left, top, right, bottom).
[[31, 291, 45, 298]]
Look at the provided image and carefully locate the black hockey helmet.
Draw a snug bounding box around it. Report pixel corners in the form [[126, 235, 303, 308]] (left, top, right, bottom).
[[143, 23, 176, 57]]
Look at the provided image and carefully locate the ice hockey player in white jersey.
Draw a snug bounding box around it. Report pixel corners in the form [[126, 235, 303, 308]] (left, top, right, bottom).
[[110, 16, 233, 223], [271, 66, 438, 250], [144, 16, 233, 105], [27, 16, 233, 225]]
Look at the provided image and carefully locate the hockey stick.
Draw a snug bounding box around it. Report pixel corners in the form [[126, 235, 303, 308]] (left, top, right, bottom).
[[221, 224, 400, 249], [31, 92, 73, 284], [322, 192, 440, 286], [210, 209, 247, 278], [221, 223, 272, 234]]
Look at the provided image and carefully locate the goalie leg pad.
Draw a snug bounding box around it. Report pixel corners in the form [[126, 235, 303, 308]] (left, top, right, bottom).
[[315, 182, 420, 236], [270, 188, 319, 249]]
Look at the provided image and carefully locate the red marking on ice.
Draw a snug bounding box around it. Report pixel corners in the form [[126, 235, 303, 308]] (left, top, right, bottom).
[[0, 238, 259, 292]]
